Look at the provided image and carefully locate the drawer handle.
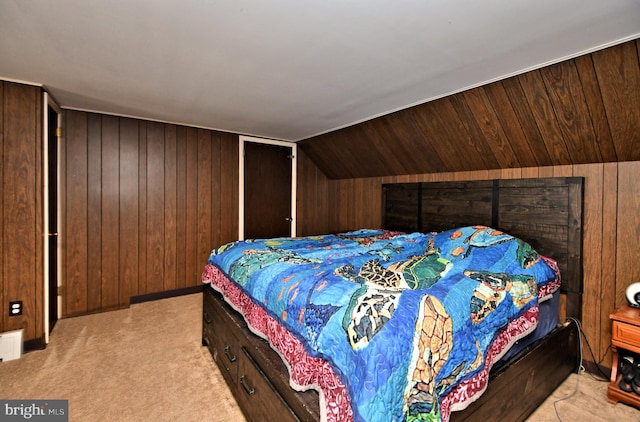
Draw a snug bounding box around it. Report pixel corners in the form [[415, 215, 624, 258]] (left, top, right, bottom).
[[240, 375, 255, 395], [224, 345, 237, 362], [203, 312, 212, 324], [202, 335, 210, 347]]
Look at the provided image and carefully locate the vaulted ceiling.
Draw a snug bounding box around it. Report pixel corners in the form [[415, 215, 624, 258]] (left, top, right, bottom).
[[299, 39, 640, 178], [1, 1, 639, 141]]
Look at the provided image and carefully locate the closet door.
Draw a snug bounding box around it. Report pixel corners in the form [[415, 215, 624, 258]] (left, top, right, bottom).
[[243, 139, 294, 239]]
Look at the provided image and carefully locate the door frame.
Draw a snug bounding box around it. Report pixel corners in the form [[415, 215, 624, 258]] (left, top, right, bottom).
[[238, 135, 297, 240], [43, 92, 62, 344]]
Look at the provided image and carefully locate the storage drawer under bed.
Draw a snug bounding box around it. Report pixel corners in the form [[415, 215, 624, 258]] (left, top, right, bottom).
[[202, 287, 320, 422], [203, 288, 244, 385], [236, 346, 301, 422]]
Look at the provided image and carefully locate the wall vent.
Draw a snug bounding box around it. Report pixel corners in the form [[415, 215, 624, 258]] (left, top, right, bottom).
[[0, 329, 23, 362]]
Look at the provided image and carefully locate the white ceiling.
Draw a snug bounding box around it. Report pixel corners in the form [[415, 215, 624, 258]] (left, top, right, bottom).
[[1, 1, 639, 142]]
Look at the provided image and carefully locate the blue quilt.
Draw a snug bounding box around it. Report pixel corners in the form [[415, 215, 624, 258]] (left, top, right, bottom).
[[205, 226, 558, 422]]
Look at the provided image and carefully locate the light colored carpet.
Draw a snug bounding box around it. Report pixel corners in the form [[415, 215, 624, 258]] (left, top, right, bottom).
[[1, 293, 638, 421], [0, 294, 244, 422], [527, 371, 640, 422]]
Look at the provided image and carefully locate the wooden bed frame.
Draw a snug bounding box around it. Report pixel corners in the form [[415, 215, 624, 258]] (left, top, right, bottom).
[[202, 176, 583, 421]]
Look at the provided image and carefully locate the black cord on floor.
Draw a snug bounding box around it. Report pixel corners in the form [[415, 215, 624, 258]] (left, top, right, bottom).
[[550, 317, 618, 421], [551, 317, 585, 422], [578, 321, 611, 381]]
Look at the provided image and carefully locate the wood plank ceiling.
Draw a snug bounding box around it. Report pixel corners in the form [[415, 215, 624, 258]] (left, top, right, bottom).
[[299, 39, 640, 179]]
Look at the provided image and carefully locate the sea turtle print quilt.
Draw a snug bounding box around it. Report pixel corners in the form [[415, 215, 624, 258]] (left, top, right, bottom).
[[202, 225, 560, 422]]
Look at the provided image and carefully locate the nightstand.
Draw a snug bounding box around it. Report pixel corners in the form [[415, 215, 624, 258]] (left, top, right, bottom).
[[608, 305, 640, 408]]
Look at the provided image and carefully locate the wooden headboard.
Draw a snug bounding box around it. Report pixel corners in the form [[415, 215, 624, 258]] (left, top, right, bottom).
[[382, 177, 584, 320]]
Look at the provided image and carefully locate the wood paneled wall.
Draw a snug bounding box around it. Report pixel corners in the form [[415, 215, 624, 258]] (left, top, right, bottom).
[[299, 39, 640, 179], [0, 81, 43, 343], [296, 38, 640, 369], [295, 161, 640, 367], [62, 111, 238, 316], [296, 149, 330, 236]]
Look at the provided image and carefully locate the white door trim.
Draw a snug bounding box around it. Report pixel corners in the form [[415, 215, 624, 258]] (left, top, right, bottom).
[[43, 92, 62, 344], [238, 135, 297, 240]]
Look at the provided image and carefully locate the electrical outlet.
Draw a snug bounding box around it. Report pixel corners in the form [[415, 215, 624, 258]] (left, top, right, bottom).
[[9, 301, 22, 316]]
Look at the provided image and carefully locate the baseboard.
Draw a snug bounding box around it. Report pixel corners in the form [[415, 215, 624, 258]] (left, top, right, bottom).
[[130, 285, 203, 305], [583, 358, 611, 380], [23, 336, 46, 353]]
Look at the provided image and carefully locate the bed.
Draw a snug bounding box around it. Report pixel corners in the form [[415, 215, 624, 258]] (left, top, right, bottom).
[[202, 177, 583, 422]]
